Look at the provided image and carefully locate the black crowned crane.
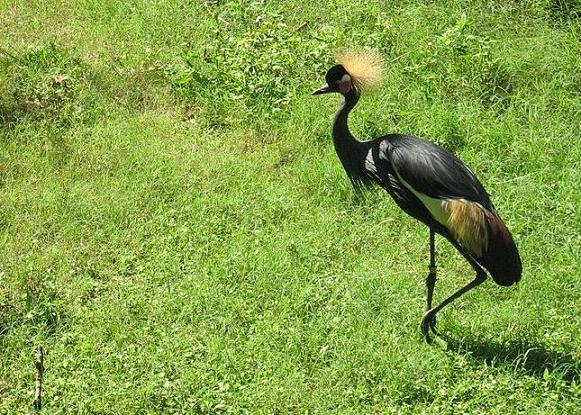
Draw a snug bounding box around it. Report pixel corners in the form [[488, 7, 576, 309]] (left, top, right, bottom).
[[312, 51, 522, 342]]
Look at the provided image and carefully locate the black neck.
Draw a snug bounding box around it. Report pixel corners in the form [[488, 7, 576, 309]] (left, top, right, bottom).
[[332, 90, 368, 188], [332, 90, 359, 144]]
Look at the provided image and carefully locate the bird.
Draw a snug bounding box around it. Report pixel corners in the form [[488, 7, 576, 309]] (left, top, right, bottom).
[[312, 50, 522, 342]]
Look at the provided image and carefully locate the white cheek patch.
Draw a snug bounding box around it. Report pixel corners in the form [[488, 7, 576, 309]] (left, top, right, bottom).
[[338, 74, 352, 93], [340, 74, 351, 83]]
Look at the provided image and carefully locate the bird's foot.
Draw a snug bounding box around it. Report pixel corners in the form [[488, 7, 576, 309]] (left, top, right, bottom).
[[420, 310, 438, 343]]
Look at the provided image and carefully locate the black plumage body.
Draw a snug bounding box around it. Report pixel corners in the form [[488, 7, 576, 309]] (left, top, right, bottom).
[[362, 134, 522, 287], [381, 134, 492, 210], [313, 62, 522, 341], [328, 88, 521, 286]]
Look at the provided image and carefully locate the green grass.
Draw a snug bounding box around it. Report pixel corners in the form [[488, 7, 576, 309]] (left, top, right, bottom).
[[1, 0, 580, 413]]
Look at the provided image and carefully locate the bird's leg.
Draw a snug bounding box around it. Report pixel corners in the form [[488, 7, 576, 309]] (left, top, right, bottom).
[[425, 229, 437, 332], [421, 250, 487, 343]]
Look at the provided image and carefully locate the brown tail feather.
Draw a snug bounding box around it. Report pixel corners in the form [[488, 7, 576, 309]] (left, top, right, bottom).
[[479, 212, 522, 286]]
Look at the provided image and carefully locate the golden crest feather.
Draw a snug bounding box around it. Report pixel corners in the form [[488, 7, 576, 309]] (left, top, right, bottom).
[[336, 49, 384, 91]]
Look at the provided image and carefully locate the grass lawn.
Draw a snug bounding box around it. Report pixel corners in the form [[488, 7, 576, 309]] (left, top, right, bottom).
[[1, 0, 580, 413]]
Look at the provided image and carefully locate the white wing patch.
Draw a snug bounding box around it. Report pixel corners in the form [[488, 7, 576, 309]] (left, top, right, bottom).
[[365, 149, 377, 173], [397, 174, 450, 226], [377, 140, 489, 256], [393, 165, 489, 256], [379, 141, 389, 161], [384, 146, 451, 226], [364, 148, 382, 182]]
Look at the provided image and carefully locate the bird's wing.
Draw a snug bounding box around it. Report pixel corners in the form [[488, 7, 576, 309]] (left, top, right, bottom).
[[379, 134, 495, 211]]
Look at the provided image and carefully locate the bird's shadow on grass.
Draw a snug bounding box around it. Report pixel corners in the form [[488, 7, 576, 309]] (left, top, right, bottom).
[[442, 333, 581, 384]]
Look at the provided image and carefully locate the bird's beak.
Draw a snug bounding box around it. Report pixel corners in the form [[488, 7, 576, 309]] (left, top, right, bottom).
[[312, 84, 331, 95]]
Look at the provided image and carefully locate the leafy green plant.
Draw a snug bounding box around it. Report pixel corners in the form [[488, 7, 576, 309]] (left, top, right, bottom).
[[170, 1, 331, 120], [0, 43, 102, 133], [549, 0, 581, 23], [402, 15, 514, 111]]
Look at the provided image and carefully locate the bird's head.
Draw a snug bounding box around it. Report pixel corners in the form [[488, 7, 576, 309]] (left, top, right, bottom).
[[312, 50, 383, 97], [312, 64, 353, 95]]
